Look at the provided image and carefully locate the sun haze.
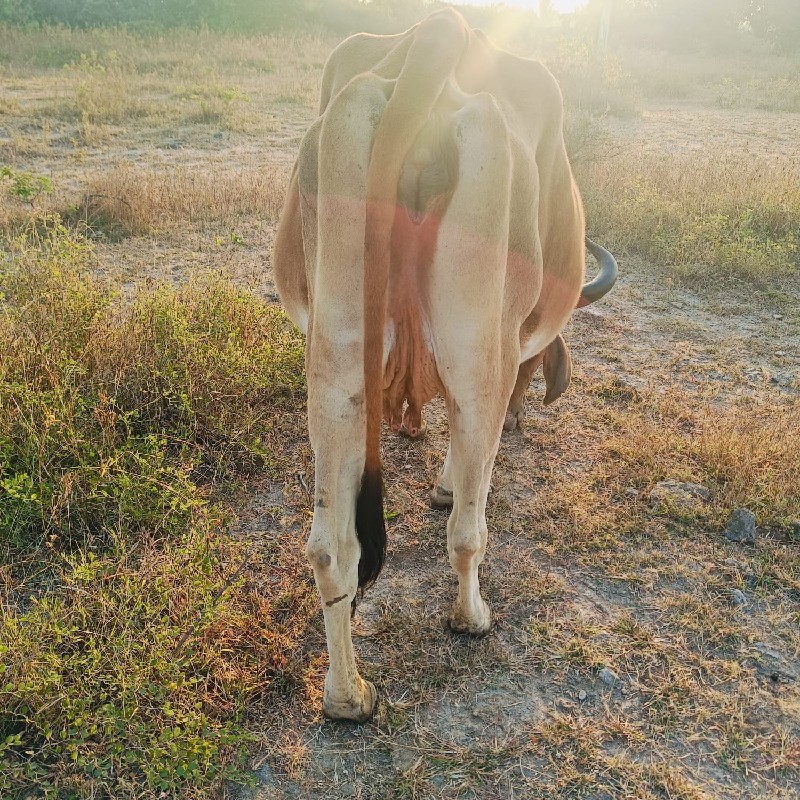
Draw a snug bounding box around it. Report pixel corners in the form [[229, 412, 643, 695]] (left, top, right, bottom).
[[459, 0, 589, 12]]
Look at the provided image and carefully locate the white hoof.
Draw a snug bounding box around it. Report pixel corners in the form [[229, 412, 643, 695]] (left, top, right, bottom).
[[448, 599, 492, 637], [322, 677, 377, 722], [430, 485, 454, 510]]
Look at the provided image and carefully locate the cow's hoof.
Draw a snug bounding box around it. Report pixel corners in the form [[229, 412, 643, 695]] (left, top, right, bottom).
[[503, 409, 523, 432], [323, 678, 377, 723], [430, 484, 454, 510], [448, 600, 492, 637], [399, 420, 427, 440]]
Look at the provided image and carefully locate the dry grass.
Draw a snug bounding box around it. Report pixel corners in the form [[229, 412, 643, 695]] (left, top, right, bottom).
[[238, 357, 800, 798], [0, 25, 324, 154], [578, 150, 800, 285], [519, 376, 800, 554], [0, 23, 328, 76], [74, 163, 290, 236], [620, 46, 800, 110]]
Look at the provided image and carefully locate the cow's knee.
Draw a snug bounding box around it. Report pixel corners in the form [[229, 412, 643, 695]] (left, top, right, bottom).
[[448, 529, 483, 572], [305, 512, 359, 607]]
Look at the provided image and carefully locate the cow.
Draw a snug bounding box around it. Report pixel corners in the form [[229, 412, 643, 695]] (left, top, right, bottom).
[[272, 8, 618, 721]]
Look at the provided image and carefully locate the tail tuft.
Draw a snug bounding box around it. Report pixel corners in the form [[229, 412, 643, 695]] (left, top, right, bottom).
[[355, 466, 387, 591]]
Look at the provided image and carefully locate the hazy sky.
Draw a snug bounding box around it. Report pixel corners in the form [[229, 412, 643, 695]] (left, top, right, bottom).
[[460, 0, 589, 12]]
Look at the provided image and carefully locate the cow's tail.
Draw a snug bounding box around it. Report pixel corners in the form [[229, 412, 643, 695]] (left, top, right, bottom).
[[355, 9, 469, 593]]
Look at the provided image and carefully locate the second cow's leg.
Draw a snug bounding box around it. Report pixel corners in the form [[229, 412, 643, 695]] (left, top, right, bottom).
[[430, 441, 455, 509], [503, 354, 543, 432]]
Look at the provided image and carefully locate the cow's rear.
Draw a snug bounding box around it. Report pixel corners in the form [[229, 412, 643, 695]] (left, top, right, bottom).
[[272, 7, 617, 720]]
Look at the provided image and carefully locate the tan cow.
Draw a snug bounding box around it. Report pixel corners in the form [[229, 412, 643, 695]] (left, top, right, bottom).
[[273, 8, 618, 721]]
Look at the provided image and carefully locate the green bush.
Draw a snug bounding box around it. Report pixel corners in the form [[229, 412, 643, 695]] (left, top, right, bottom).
[[113, 276, 305, 472], [0, 519, 319, 799], [1, 530, 249, 798], [0, 218, 314, 797], [0, 218, 304, 548], [1, 166, 53, 205]]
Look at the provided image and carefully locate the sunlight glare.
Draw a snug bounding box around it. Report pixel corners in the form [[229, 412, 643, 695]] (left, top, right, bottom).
[[457, 0, 589, 13]]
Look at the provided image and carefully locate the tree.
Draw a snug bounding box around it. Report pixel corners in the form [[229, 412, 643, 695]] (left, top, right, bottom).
[[750, 0, 800, 52], [578, 0, 752, 53]]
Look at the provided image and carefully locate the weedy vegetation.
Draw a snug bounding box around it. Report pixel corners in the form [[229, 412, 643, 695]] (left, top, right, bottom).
[[0, 219, 315, 798], [577, 150, 800, 286]]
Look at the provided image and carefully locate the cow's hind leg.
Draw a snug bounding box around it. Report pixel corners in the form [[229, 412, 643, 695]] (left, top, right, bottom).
[[428, 93, 517, 634], [437, 349, 518, 632], [504, 334, 573, 430], [306, 448, 378, 721], [430, 442, 455, 509], [503, 354, 543, 432], [441, 394, 512, 634], [303, 74, 391, 721]]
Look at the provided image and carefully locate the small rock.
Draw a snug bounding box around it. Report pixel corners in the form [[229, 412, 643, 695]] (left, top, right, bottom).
[[724, 508, 757, 544], [598, 667, 619, 687], [774, 350, 786, 357], [649, 479, 710, 510], [624, 487, 639, 499], [750, 642, 798, 682], [578, 689, 587, 701], [723, 558, 740, 568], [391, 743, 421, 773], [730, 589, 747, 607], [233, 761, 284, 800], [773, 314, 784, 320]]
